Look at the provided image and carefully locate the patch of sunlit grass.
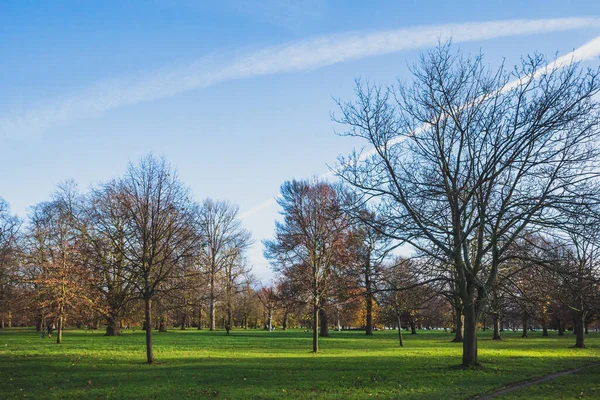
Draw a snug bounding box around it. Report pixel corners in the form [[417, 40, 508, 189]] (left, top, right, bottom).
[[1, 328, 598, 399]]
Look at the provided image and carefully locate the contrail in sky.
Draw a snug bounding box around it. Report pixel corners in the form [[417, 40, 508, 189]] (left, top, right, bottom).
[[239, 34, 600, 221], [1, 17, 600, 138]]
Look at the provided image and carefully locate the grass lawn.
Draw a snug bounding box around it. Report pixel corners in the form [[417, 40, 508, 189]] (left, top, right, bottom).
[[495, 363, 600, 399], [1, 327, 598, 399]]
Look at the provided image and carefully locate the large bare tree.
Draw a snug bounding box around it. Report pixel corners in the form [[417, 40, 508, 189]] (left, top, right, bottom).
[[119, 155, 198, 363], [334, 43, 600, 366], [264, 179, 351, 352]]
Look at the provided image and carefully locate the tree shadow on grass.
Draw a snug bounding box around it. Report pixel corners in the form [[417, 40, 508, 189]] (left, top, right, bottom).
[[1, 329, 599, 399], [2, 351, 599, 400]]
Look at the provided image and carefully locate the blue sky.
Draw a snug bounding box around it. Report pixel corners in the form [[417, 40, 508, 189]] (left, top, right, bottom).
[[2, 0, 600, 281]]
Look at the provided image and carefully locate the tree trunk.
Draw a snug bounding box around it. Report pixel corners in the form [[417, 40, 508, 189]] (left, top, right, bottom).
[[312, 301, 319, 353], [56, 315, 63, 344], [574, 312, 585, 348], [542, 322, 548, 337], [159, 315, 167, 332], [365, 270, 373, 335], [319, 307, 329, 337], [410, 320, 417, 335], [462, 302, 479, 367], [492, 314, 502, 341], [144, 297, 154, 364], [522, 315, 528, 338], [282, 312, 289, 330], [265, 308, 273, 331], [397, 314, 404, 347], [557, 318, 564, 335], [452, 309, 464, 342], [209, 276, 216, 331], [180, 312, 187, 330], [197, 307, 203, 330], [226, 301, 233, 332], [106, 313, 121, 336]]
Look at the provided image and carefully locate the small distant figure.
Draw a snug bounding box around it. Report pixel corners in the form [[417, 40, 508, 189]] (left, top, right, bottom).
[[225, 323, 231, 336], [47, 322, 55, 338]]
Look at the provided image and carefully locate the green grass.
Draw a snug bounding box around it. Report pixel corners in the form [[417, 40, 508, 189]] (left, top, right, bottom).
[[1, 328, 599, 399], [496, 363, 600, 399]]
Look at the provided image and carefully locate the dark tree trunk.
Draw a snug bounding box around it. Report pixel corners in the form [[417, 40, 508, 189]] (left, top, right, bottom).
[[319, 307, 329, 337], [574, 312, 585, 348], [462, 302, 479, 367], [282, 312, 289, 330], [312, 301, 319, 353], [556, 317, 564, 335], [365, 268, 373, 335], [542, 322, 548, 337], [197, 307, 202, 330], [36, 318, 42, 332], [106, 313, 121, 336], [452, 309, 463, 342], [144, 297, 154, 364], [522, 315, 528, 338], [159, 315, 167, 332], [410, 320, 417, 335], [226, 304, 233, 333], [180, 312, 187, 330], [492, 314, 502, 341], [209, 276, 216, 331], [397, 314, 404, 347]]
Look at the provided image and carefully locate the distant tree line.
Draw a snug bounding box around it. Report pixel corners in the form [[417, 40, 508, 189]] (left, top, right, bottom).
[[0, 156, 254, 364]]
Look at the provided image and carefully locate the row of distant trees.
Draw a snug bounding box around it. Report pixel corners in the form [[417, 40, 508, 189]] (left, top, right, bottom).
[[0, 156, 254, 364], [1, 42, 600, 368], [262, 178, 600, 351]]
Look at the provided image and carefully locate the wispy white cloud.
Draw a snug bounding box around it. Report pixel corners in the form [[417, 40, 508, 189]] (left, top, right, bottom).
[[239, 197, 278, 220], [239, 34, 600, 221], [2, 17, 600, 139]]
